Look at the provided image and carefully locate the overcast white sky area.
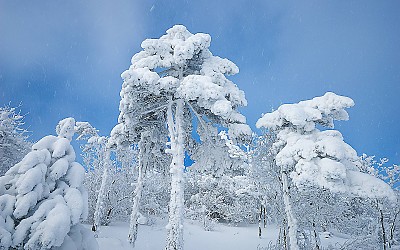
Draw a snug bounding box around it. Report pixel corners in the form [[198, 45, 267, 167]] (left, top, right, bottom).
[[1, 0, 399, 163]]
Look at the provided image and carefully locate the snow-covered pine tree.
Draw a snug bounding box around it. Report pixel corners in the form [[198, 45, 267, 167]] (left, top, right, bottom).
[[256, 92, 396, 250], [0, 105, 31, 175], [109, 62, 171, 246], [111, 25, 251, 250], [0, 118, 98, 249]]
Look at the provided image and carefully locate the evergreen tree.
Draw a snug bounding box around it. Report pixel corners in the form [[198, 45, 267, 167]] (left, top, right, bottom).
[[111, 25, 251, 249], [0, 118, 98, 249]]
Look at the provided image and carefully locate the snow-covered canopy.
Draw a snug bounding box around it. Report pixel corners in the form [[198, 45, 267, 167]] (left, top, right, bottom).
[[112, 25, 251, 147], [256, 92, 354, 132]]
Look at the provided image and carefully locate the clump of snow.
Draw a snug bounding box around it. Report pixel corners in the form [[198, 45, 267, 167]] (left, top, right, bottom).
[[0, 118, 98, 249], [227, 123, 252, 142], [346, 170, 397, 201], [56, 117, 76, 141], [256, 92, 354, 131]]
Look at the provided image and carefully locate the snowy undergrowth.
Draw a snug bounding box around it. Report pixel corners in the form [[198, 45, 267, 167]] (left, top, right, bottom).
[[89, 219, 350, 250]]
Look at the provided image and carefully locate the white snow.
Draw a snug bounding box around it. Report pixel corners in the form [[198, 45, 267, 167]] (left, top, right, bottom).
[[88, 219, 350, 250], [256, 92, 354, 130], [0, 117, 98, 249]]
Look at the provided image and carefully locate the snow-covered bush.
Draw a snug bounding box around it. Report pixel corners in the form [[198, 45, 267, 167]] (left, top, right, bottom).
[[0, 118, 98, 249], [187, 129, 258, 226], [140, 169, 170, 218], [0, 105, 31, 175]]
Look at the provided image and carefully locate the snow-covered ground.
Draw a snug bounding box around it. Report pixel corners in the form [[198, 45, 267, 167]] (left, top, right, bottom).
[[88, 219, 348, 250]]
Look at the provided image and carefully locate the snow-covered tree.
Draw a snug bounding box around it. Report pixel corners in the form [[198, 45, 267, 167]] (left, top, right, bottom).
[[0, 106, 31, 175], [256, 92, 396, 250], [358, 155, 400, 249], [74, 121, 112, 232], [0, 118, 98, 250], [111, 25, 251, 249], [110, 84, 170, 247], [75, 122, 135, 227]]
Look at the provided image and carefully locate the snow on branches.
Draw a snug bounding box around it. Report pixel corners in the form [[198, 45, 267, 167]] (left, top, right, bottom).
[[0, 118, 97, 250]]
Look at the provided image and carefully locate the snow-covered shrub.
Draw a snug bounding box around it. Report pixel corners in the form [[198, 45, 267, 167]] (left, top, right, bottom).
[[187, 174, 258, 225], [186, 129, 258, 226], [0, 118, 98, 249], [140, 169, 170, 218], [0, 105, 31, 175]]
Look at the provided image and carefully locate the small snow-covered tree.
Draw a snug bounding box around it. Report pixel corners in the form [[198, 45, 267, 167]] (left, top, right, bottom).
[[111, 25, 251, 249], [75, 122, 135, 227], [358, 155, 400, 249], [0, 106, 31, 175], [256, 92, 396, 250], [74, 121, 112, 232], [0, 118, 98, 250]]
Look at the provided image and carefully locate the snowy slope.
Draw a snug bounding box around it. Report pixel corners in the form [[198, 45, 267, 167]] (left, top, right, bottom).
[[89, 219, 348, 250]]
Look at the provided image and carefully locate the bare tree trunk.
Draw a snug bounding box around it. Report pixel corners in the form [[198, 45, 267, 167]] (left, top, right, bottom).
[[379, 206, 387, 250], [389, 209, 399, 247], [92, 149, 111, 232], [263, 204, 267, 228], [283, 218, 288, 250], [165, 99, 185, 250], [312, 221, 320, 250], [281, 171, 299, 250], [258, 205, 262, 238], [128, 132, 147, 246]]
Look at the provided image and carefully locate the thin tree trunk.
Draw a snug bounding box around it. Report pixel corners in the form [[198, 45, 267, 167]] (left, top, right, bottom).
[[283, 218, 288, 250], [389, 209, 399, 246], [92, 149, 111, 232], [165, 99, 185, 250], [258, 204, 262, 238], [281, 171, 299, 250], [379, 206, 387, 250], [312, 221, 320, 250], [263, 204, 267, 228], [128, 132, 147, 246]]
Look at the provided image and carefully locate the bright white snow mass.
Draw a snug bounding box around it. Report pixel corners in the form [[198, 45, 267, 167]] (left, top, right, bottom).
[[0, 118, 98, 249]]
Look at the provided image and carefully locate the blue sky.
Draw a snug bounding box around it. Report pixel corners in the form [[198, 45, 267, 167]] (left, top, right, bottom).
[[1, 0, 399, 163]]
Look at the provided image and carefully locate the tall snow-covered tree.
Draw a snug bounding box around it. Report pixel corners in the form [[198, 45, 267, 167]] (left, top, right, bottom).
[[0, 118, 98, 250], [110, 25, 251, 249], [256, 92, 396, 250], [0, 106, 31, 175], [109, 67, 170, 246]]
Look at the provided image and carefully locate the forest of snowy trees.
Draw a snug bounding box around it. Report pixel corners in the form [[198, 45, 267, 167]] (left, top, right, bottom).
[[0, 25, 399, 250]]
